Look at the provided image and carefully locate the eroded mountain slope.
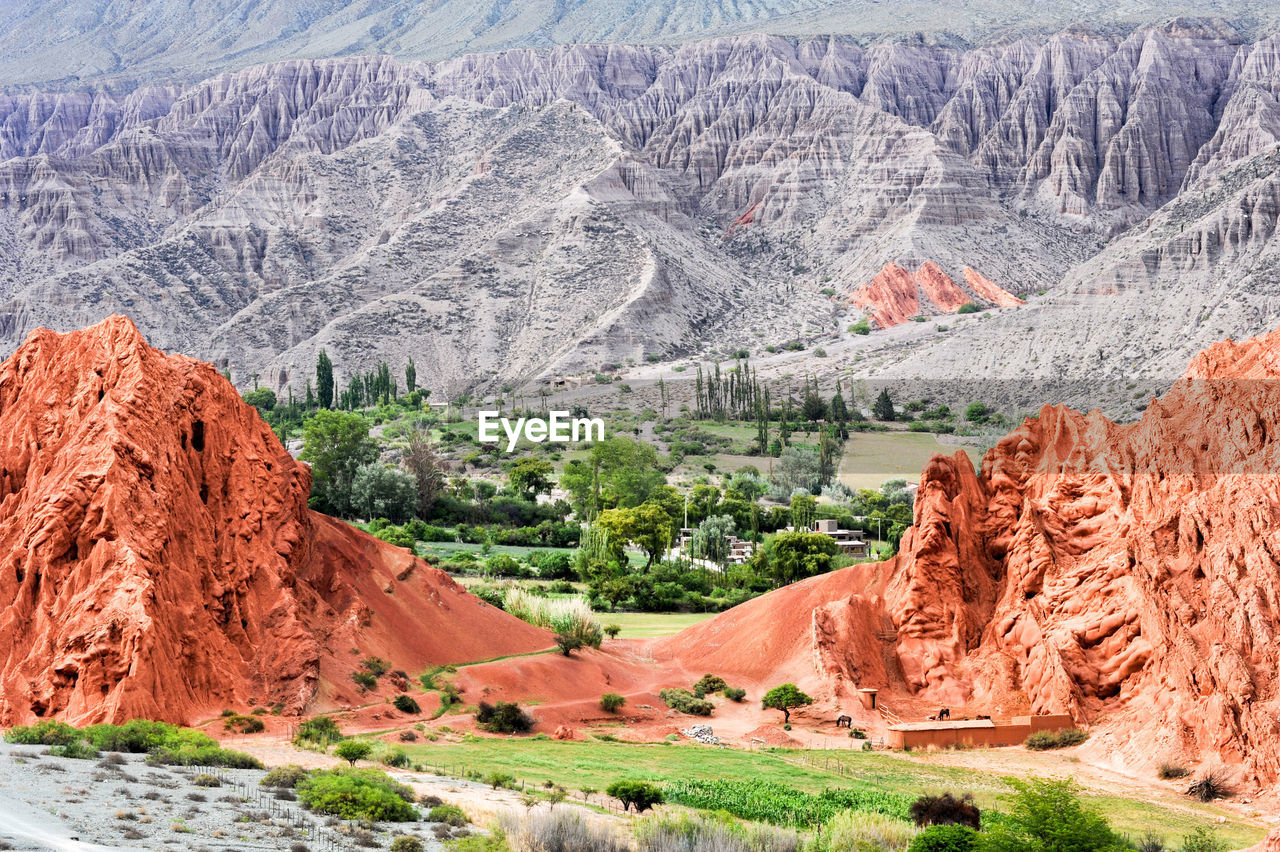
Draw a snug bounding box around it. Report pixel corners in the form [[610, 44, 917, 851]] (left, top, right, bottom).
[[2, 25, 1280, 403]]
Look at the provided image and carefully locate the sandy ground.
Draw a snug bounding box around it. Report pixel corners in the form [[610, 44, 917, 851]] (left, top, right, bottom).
[[0, 743, 468, 852]]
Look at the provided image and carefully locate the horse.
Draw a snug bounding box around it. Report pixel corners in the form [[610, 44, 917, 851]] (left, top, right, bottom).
[[937, 707, 951, 721], [835, 715, 852, 728]]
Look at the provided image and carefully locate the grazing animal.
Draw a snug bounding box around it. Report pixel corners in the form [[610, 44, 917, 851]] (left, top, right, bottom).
[[836, 715, 852, 728], [938, 707, 951, 721]]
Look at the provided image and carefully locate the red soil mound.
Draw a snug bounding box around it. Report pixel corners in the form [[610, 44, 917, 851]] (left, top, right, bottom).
[[742, 725, 801, 747], [0, 316, 547, 726], [657, 324, 1280, 782]]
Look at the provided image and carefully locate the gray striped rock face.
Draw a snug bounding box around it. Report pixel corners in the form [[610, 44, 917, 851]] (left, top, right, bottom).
[[0, 22, 1277, 408]]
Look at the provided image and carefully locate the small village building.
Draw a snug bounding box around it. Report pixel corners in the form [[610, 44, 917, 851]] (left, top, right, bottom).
[[811, 519, 869, 556], [887, 714, 1075, 750]]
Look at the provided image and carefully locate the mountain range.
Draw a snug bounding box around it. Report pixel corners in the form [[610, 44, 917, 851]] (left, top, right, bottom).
[[2, 13, 1280, 409], [0, 1, 1272, 88]]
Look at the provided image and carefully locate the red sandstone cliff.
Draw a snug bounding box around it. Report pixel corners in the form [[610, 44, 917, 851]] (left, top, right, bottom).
[[658, 325, 1280, 782], [0, 316, 547, 726]]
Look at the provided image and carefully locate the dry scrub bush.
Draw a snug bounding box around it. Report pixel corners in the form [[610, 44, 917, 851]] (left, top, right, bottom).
[[636, 813, 801, 852], [497, 807, 627, 852], [819, 811, 919, 852]]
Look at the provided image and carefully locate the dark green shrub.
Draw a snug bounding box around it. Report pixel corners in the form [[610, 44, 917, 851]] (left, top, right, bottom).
[[362, 657, 391, 677], [5, 720, 80, 746], [382, 749, 410, 768], [909, 824, 977, 852], [352, 670, 378, 690], [294, 716, 343, 747], [476, 702, 534, 734], [390, 836, 425, 852], [1024, 728, 1088, 750], [723, 687, 747, 702], [193, 773, 222, 788], [692, 674, 728, 697], [393, 695, 422, 714], [600, 693, 626, 713], [957, 302, 980, 314], [261, 765, 309, 789], [296, 769, 418, 821], [659, 688, 713, 716], [84, 720, 179, 752], [223, 714, 265, 733], [335, 740, 374, 765], [606, 780, 664, 813], [603, 624, 621, 639], [49, 740, 99, 759], [1181, 826, 1227, 852], [554, 634, 584, 656], [147, 743, 262, 769], [485, 772, 516, 789], [428, 803, 470, 826], [909, 793, 980, 828], [976, 778, 1120, 852]]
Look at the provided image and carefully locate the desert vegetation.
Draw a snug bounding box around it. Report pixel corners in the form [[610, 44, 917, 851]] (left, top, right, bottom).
[[5, 719, 261, 768]]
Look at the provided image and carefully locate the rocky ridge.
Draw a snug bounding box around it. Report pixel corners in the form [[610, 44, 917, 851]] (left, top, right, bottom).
[[0, 316, 547, 726], [0, 1, 1269, 88], [661, 323, 1280, 783]]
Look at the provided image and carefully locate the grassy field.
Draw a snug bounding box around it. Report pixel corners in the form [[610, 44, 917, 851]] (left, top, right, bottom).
[[597, 611, 716, 638], [838, 431, 985, 491], [400, 739, 1263, 846]]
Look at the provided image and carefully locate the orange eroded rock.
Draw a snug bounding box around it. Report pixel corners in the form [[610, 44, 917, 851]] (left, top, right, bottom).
[[915, 261, 969, 313], [851, 263, 920, 328], [963, 267, 1024, 307], [850, 262, 972, 328], [0, 316, 547, 726]]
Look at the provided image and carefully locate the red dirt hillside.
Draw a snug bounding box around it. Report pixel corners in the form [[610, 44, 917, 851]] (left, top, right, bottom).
[[0, 316, 547, 727], [656, 325, 1280, 782]]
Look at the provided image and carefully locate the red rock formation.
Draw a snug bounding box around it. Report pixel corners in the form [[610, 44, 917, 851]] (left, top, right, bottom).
[[0, 316, 547, 726], [655, 325, 1280, 782], [915, 261, 969, 313], [850, 262, 974, 328], [962, 267, 1024, 307], [850, 263, 921, 328]]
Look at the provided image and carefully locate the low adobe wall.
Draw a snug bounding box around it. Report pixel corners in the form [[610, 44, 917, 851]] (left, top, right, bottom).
[[887, 715, 1074, 750]]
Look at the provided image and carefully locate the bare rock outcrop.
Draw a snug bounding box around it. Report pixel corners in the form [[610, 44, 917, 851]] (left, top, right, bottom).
[[851, 261, 1012, 327], [0, 316, 547, 726], [659, 324, 1280, 782]]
